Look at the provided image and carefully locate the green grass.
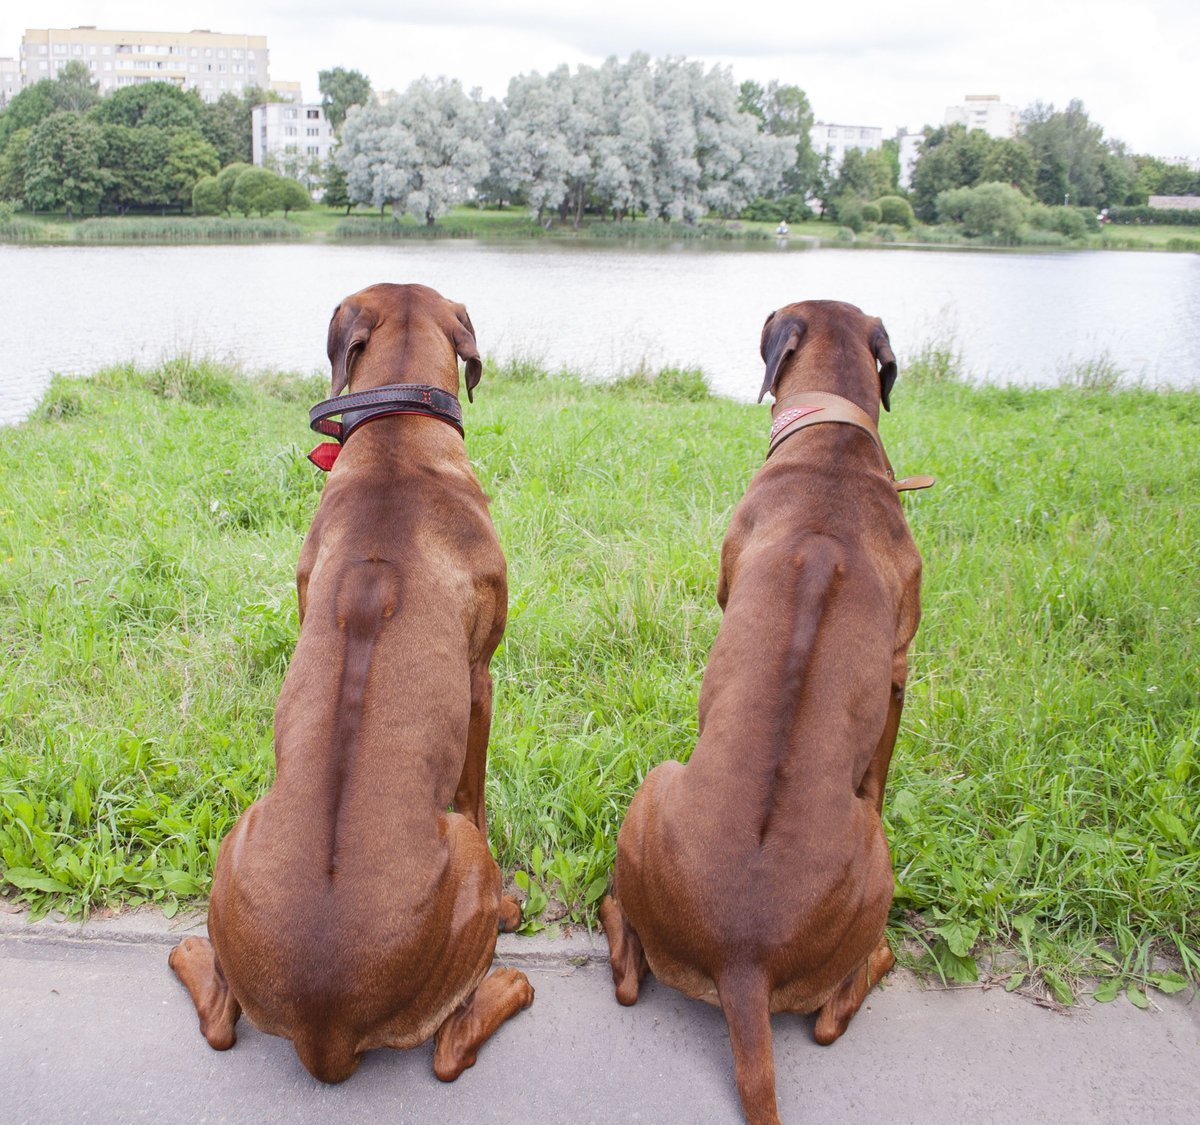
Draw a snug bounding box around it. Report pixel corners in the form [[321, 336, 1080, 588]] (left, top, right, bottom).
[[1, 355, 1196, 1008]]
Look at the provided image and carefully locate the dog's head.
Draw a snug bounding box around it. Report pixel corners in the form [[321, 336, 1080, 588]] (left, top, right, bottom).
[[759, 300, 897, 411], [326, 283, 483, 400]]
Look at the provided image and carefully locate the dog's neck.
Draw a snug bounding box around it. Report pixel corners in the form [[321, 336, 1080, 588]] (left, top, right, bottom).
[[765, 390, 935, 493]]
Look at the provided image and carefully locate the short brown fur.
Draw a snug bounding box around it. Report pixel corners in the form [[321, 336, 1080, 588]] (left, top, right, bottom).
[[170, 283, 531, 1084], [602, 300, 921, 1124]]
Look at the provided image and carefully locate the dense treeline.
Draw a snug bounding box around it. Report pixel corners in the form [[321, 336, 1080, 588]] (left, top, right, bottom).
[[0, 63, 279, 216], [2, 55, 1196, 232], [338, 57, 794, 226]]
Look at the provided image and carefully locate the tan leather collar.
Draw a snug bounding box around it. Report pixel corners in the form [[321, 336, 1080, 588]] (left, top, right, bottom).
[[766, 391, 935, 493]]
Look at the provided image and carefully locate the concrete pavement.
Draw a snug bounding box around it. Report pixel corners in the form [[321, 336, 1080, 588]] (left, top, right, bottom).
[[2, 908, 1197, 1124]]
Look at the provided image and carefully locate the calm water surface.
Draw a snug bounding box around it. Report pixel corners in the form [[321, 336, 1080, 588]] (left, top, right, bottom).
[[2, 239, 1197, 420]]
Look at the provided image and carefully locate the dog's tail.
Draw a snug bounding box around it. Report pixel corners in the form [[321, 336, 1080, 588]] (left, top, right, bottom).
[[717, 964, 781, 1125]]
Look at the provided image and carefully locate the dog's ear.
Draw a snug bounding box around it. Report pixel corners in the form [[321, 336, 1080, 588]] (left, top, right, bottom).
[[759, 309, 806, 402], [872, 320, 898, 411], [451, 304, 482, 402], [327, 301, 377, 396]]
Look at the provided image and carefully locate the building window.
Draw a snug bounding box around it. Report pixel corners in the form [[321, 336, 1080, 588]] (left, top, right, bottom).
[[307, 145, 319, 155], [306, 108, 319, 119]]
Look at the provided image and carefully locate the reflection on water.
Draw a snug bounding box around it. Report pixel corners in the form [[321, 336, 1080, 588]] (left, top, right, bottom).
[[1, 239, 1197, 421]]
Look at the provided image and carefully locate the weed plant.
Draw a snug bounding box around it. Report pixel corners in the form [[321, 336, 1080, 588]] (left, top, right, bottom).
[[0, 356, 1196, 1006], [72, 217, 302, 242]]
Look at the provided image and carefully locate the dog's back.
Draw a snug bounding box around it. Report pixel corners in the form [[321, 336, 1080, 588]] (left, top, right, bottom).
[[604, 300, 925, 1124]]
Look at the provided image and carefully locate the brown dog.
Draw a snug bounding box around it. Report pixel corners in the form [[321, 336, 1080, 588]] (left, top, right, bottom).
[[601, 300, 928, 1124], [169, 283, 532, 1084]]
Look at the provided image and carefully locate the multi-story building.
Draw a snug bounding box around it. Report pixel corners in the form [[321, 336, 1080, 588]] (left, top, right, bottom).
[[944, 94, 1018, 139], [252, 101, 337, 194], [896, 129, 923, 189], [19, 26, 268, 102], [0, 56, 20, 105], [810, 121, 883, 169]]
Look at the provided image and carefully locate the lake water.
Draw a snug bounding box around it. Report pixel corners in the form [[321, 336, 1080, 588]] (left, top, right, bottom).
[[2, 239, 1197, 421]]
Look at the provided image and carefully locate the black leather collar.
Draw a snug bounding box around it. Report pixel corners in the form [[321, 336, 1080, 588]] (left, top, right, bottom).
[[309, 383, 464, 445]]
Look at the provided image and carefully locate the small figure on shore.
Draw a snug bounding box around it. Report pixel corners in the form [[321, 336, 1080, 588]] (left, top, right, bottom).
[[776, 220, 789, 236]]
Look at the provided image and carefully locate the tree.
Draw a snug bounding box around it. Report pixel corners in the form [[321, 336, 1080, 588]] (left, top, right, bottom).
[[192, 174, 224, 215], [319, 67, 372, 133], [910, 124, 995, 220], [52, 61, 101, 114], [24, 112, 105, 217], [739, 79, 818, 195], [279, 176, 311, 216], [216, 162, 254, 211], [339, 78, 488, 225], [321, 156, 352, 212], [979, 137, 1036, 196], [492, 69, 578, 222], [197, 86, 279, 167], [89, 82, 204, 131], [831, 146, 894, 202], [0, 128, 31, 202], [165, 129, 221, 209], [1020, 100, 1110, 207]]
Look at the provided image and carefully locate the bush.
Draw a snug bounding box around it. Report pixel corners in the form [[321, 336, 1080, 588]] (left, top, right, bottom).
[[936, 181, 1030, 242], [230, 167, 287, 216], [835, 226, 856, 242], [740, 193, 813, 224], [876, 223, 898, 242], [835, 196, 864, 232], [876, 195, 915, 228], [1028, 204, 1093, 240], [1107, 205, 1200, 225], [860, 201, 881, 224], [192, 175, 223, 216]]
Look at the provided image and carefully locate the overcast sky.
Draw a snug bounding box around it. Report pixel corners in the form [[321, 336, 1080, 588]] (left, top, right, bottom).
[[3, 1, 1195, 158]]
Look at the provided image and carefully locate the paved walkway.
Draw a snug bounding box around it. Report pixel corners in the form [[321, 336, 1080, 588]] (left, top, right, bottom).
[[2, 909, 1197, 1124]]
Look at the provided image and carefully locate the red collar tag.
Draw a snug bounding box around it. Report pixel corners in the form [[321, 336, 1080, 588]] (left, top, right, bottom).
[[769, 404, 824, 441], [308, 442, 341, 471]]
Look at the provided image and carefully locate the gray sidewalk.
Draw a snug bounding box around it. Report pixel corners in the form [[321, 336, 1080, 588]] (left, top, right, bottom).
[[2, 908, 1197, 1124]]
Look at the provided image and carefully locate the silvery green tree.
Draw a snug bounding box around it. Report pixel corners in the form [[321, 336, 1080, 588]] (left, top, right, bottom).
[[338, 98, 416, 214], [491, 69, 577, 222], [693, 64, 790, 216], [591, 54, 659, 220], [550, 63, 603, 227], [646, 59, 785, 222], [338, 78, 487, 224]]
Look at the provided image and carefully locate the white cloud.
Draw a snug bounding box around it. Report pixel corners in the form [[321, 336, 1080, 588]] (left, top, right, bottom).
[[2, 0, 1196, 155]]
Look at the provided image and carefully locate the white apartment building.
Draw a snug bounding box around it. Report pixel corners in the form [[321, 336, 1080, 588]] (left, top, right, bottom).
[[811, 121, 883, 169], [19, 26, 269, 102], [896, 129, 923, 189], [252, 101, 337, 192], [944, 94, 1018, 138], [0, 57, 20, 105]]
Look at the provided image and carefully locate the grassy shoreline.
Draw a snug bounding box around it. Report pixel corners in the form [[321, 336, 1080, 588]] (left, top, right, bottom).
[[2, 204, 1199, 252], [1, 357, 1196, 1007]]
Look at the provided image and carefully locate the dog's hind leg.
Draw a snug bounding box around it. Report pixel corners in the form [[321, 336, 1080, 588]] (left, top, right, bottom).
[[432, 967, 534, 1081], [813, 934, 896, 1046], [599, 895, 648, 1005], [168, 936, 242, 1050], [717, 966, 780, 1125], [455, 662, 495, 837], [857, 682, 905, 815]]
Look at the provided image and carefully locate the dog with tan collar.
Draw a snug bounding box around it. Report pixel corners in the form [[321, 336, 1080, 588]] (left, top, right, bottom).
[[601, 300, 931, 1124]]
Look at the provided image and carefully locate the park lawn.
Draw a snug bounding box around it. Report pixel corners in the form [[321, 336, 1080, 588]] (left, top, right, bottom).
[[0, 355, 1196, 1007]]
